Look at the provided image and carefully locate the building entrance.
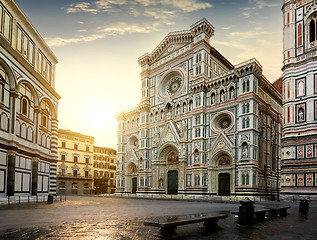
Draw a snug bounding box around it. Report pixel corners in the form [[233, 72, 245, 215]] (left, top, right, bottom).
[[132, 177, 137, 194], [167, 170, 178, 194], [218, 173, 230, 196]]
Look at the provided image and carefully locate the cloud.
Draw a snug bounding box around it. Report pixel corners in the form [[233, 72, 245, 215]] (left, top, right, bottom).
[[249, 0, 280, 9], [97, 22, 161, 35], [58, 0, 213, 47], [242, 12, 251, 18], [144, 8, 177, 24], [222, 26, 232, 30], [228, 30, 274, 39], [162, 0, 212, 12], [45, 22, 161, 46], [66, 2, 98, 14], [65, 0, 212, 14]]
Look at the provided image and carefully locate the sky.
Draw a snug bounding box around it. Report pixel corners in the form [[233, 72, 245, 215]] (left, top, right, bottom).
[[14, 0, 283, 149]]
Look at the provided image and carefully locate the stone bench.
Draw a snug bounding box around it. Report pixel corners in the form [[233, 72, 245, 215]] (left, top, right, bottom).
[[231, 208, 270, 221], [266, 206, 291, 217], [144, 213, 227, 239]]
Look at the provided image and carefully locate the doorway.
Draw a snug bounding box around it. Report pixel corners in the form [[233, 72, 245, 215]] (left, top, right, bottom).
[[218, 173, 230, 196], [132, 177, 137, 193], [167, 170, 178, 194]]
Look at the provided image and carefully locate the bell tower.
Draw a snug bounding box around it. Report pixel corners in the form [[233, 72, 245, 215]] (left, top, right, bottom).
[[281, 0, 317, 199]]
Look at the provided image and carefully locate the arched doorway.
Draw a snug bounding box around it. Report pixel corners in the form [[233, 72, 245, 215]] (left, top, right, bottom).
[[158, 143, 180, 194], [217, 155, 231, 196], [167, 170, 178, 194], [127, 163, 138, 194]]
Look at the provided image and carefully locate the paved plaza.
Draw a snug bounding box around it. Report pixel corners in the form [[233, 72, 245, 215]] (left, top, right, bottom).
[[0, 196, 317, 239]]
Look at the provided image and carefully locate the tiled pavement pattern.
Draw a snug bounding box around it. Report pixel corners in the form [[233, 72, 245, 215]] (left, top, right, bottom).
[[0, 196, 316, 239]]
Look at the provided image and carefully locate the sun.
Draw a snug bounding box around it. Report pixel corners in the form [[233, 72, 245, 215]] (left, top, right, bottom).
[[85, 105, 112, 130]]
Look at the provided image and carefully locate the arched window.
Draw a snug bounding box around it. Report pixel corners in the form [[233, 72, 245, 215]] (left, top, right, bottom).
[[242, 103, 249, 114], [183, 103, 186, 113], [165, 103, 172, 118], [160, 109, 164, 120], [242, 81, 246, 93], [41, 100, 51, 129], [246, 174, 249, 185], [297, 23, 303, 47], [21, 98, 29, 116], [19, 83, 34, 119], [246, 80, 250, 91], [229, 87, 235, 99], [242, 174, 245, 185], [310, 19, 316, 43], [176, 104, 180, 115], [189, 100, 193, 111]]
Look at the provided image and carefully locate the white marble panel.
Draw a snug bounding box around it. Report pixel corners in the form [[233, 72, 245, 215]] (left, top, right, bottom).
[[0, 171, 4, 191], [37, 175, 42, 191], [43, 176, 48, 192], [45, 164, 50, 173], [25, 159, 31, 170], [20, 157, 25, 169], [23, 173, 30, 192], [0, 151, 6, 165], [15, 172, 22, 191]]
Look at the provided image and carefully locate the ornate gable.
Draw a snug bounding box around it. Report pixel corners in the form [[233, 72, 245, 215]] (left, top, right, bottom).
[[209, 132, 233, 156], [138, 31, 193, 66], [159, 120, 180, 145]]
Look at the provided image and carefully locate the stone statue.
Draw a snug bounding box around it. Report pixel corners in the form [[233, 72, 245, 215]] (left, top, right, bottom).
[[298, 108, 304, 121], [242, 144, 248, 158], [220, 91, 225, 102]]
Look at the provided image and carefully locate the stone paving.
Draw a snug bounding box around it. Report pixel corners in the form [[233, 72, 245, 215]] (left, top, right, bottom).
[[0, 196, 316, 239]]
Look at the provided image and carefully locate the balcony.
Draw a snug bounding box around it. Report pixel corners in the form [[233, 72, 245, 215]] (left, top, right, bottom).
[[57, 173, 92, 180]]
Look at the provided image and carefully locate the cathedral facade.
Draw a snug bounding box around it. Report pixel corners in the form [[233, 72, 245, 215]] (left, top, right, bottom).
[[281, 0, 317, 199], [116, 19, 282, 198]]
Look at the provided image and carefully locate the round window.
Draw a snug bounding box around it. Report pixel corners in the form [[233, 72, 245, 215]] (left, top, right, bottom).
[[212, 112, 233, 132], [158, 71, 184, 99]]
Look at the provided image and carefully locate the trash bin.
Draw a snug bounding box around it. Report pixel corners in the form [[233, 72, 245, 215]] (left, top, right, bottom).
[[47, 194, 54, 204], [299, 198, 309, 214], [239, 197, 254, 226]]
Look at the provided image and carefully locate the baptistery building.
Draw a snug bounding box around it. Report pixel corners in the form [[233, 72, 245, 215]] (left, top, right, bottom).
[[116, 19, 282, 198], [0, 0, 60, 197]]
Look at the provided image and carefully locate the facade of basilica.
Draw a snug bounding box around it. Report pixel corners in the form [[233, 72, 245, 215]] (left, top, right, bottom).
[[116, 19, 283, 198]]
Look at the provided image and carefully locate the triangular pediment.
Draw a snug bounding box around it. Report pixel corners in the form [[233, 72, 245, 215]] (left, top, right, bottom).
[[155, 42, 190, 62], [149, 31, 193, 63], [209, 132, 233, 155], [159, 121, 180, 146]]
